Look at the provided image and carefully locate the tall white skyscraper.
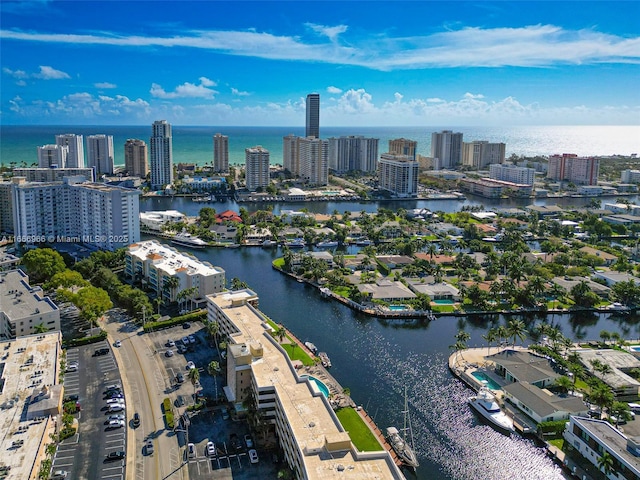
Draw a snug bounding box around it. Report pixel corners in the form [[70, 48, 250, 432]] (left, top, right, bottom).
[[124, 139, 148, 178], [55, 133, 85, 168], [37, 144, 68, 168], [282, 136, 328, 185], [431, 130, 463, 169], [245, 146, 270, 191], [327, 136, 379, 173], [378, 154, 419, 197], [306, 93, 320, 138], [87, 134, 115, 176], [213, 133, 229, 173], [150, 120, 173, 190]]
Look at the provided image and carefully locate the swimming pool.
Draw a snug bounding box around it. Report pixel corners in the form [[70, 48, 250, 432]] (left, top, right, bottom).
[[630, 346, 640, 352], [433, 299, 454, 305], [471, 371, 501, 391], [301, 375, 330, 397], [389, 305, 408, 311]]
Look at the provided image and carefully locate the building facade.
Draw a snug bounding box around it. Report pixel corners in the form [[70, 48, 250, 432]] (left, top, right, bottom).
[[388, 138, 417, 160], [37, 144, 68, 168], [13, 167, 95, 183], [282, 136, 328, 185], [431, 130, 463, 169], [124, 138, 148, 178], [622, 170, 640, 184], [547, 154, 600, 185], [327, 136, 379, 173], [245, 146, 270, 191], [86, 134, 115, 176], [378, 154, 419, 197], [213, 133, 229, 173], [55, 133, 85, 168], [0, 180, 16, 234], [11, 177, 140, 251], [489, 164, 535, 185], [125, 240, 225, 303], [150, 120, 174, 190], [462, 141, 506, 169], [282, 134, 299, 174], [305, 93, 320, 138]]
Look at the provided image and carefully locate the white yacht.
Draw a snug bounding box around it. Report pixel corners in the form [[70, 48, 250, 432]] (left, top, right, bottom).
[[468, 387, 514, 434], [171, 232, 208, 249]]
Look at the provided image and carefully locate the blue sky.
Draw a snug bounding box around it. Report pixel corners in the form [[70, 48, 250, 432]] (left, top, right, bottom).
[[1, 1, 639, 126]]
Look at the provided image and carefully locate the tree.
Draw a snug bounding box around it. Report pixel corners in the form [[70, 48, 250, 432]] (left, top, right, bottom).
[[274, 325, 287, 343], [589, 383, 614, 415], [231, 277, 249, 290], [45, 270, 89, 290], [554, 375, 573, 394], [163, 276, 181, 302], [507, 319, 527, 347], [207, 360, 221, 402], [21, 248, 66, 283], [34, 322, 49, 334], [597, 451, 615, 476], [482, 328, 498, 357], [188, 367, 200, 401], [74, 286, 113, 329]]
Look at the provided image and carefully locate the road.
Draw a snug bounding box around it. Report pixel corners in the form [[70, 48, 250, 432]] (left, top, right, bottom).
[[105, 311, 188, 480]]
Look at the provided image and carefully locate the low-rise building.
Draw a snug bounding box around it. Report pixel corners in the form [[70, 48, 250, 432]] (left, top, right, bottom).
[[357, 279, 416, 302], [486, 350, 559, 388], [575, 348, 640, 397], [407, 280, 460, 301], [139, 210, 187, 231], [502, 382, 588, 423], [0, 270, 60, 340], [207, 290, 404, 479], [593, 271, 640, 287]]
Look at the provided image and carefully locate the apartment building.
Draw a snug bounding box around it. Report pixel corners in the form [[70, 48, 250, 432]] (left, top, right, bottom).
[[327, 136, 379, 173], [0, 269, 60, 340], [150, 120, 174, 190], [305, 93, 320, 138], [622, 170, 640, 184], [489, 164, 535, 185], [139, 210, 186, 231], [378, 153, 419, 197], [462, 141, 506, 169], [388, 138, 417, 160], [282, 136, 328, 185], [207, 289, 404, 480], [86, 134, 115, 176], [11, 177, 140, 251], [124, 138, 148, 178], [547, 154, 600, 185], [245, 146, 270, 191], [431, 130, 463, 169], [213, 133, 229, 173], [0, 181, 14, 234], [55, 133, 85, 168], [37, 144, 68, 168], [12, 167, 95, 183], [125, 240, 225, 303]]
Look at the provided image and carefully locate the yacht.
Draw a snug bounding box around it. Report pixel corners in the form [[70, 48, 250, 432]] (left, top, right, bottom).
[[386, 388, 419, 469], [284, 238, 305, 248], [468, 387, 514, 434], [171, 232, 208, 249], [316, 240, 339, 248]]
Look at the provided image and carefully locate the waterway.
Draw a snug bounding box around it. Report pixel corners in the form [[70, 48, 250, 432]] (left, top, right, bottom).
[[147, 236, 640, 480]]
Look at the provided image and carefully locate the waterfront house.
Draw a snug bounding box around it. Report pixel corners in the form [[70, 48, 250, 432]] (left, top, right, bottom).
[[486, 350, 559, 388], [415, 253, 456, 266], [578, 246, 618, 266], [574, 349, 640, 397], [552, 276, 611, 298], [502, 381, 588, 423], [593, 271, 640, 287], [357, 279, 416, 303], [407, 279, 460, 301], [375, 255, 414, 270], [216, 210, 242, 224]]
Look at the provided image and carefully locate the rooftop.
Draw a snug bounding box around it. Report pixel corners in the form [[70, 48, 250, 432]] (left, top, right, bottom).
[[487, 349, 559, 384], [127, 240, 224, 277], [503, 382, 587, 417], [0, 270, 58, 322]]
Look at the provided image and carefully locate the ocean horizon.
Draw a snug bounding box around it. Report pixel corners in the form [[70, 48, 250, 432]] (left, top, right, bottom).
[[2, 124, 639, 168]]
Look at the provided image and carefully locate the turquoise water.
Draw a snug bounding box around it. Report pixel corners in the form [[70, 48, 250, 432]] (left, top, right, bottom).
[[389, 305, 408, 311], [630, 346, 640, 352], [301, 374, 330, 397], [433, 299, 454, 305], [471, 371, 501, 391]]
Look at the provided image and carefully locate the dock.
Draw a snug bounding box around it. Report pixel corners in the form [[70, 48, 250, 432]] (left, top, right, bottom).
[[356, 406, 405, 469]]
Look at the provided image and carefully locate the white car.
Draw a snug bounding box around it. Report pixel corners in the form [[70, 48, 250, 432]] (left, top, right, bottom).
[[106, 398, 125, 405], [66, 364, 78, 372], [187, 443, 196, 459], [107, 420, 125, 429], [108, 404, 125, 413], [166, 340, 176, 347], [182, 336, 190, 345], [106, 414, 125, 422], [186, 361, 195, 370], [248, 449, 259, 464], [188, 335, 196, 344], [114, 340, 122, 348], [206, 441, 216, 456], [165, 350, 174, 357]]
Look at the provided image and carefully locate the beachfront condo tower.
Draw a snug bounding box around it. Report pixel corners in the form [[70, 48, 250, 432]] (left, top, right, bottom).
[[37, 144, 68, 168], [150, 120, 174, 190], [124, 138, 149, 178], [245, 146, 270, 191], [55, 133, 85, 168], [87, 134, 115, 176], [431, 130, 463, 170], [306, 93, 320, 138], [213, 133, 229, 173]]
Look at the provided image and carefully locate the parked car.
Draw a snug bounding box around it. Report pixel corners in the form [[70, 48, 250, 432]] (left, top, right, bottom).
[[106, 398, 125, 405], [230, 433, 242, 451], [146, 439, 154, 455], [105, 414, 125, 423], [244, 435, 254, 449], [187, 443, 196, 459], [93, 347, 110, 356], [186, 361, 195, 370], [181, 336, 190, 345], [114, 340, 122, 348], [63, 394, 79, 403], [206, 441, 216, 456], [175, 395, 185, 407], [65, 364, 78, 372], [176, 372, 185, 384], [105, 451, 125, 462], [249, 449, 259, 464], [50, 470, 68, 479], [104, 384, 121, 393], [105, 392, 123, 400], [166, 340, 175, 347], [165, 350, 174, 357], [188, 335, 196, 344], [132, 412, 141, 428], [108, 404, 125, 413], [106, 420, 125, 430], [177, 345, 187, 354], [183, 322, 191, 329]]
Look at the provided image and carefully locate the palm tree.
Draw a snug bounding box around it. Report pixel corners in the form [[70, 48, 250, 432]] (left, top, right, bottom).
[[507, 319, 527, 347], [34, 323, 49, 334], [590, 383, 614, 416], [275, 325, 287, 343], [163, 276, 180, 302], [568, 362, 584, 386], [450, 330, 471, 365], [600, 330, 612, 346], [495, 325, 509, 348], [207, 360, 221, 402], [482, 328, 498, 357], [188, 367, 200, 402], [204, 319, 220, 343], [597, 451, 615, 476], [554, 375, 573, 395]]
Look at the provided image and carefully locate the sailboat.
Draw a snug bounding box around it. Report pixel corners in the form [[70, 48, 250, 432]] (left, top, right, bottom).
[[386, 388, 419, 469]]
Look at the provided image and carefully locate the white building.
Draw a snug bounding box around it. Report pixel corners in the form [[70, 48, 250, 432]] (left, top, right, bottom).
[[213, 133, 229, 173], [150, 120, 174, 190], [378, 154, 419, 197], [37, 144, 68, 168], [11, 177, 140, 251], [86, 134, 115, 176], [124, 138, 148, 178], [12, 167, 95, 183], [0, 270, 60, 340], [431, 130, 463, 169], [282, 136, 328, 185], [125, 240, 225, 303], [327, 136, 379, 173], [547, 154, 600, 185], [622, 170, 640, 184], [55, 133, 85, 168], [462, 141, 506, 169], [207, 289, 404, 479], [139, 210, 186, 231], [245, 146, 270, 191], [489, 164, 535, 185], [0, 180, 13, 234]]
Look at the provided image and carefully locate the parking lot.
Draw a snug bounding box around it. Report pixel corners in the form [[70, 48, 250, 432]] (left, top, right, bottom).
[[145, 322, 281, 480], [51, 341, 127, 480]]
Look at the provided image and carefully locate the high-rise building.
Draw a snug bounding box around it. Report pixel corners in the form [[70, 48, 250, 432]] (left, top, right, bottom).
[[378, 154, 419, 197], [282, 135, 328, 186], [245, 146, 270, 191], [547, 154, 600, 186], [283, 134, 299, 174], [55, 133, 85, 168], [388, 138, 417, 160], [86, 134, 115, 176], [622, 170, 640, 184], [124, 139, 148, 178], [431, 130, 463, 169], [12, 168, 94, 183], [0, 180, 15, 234], [11, 177, 140, 251], [213, 133, 229, 173], [462, 141, 506, 169], [37, 144, 67, 168], [489, 164, 535, 185], [150, 120, 174, 190], [327, 136, 379, 173], [306, 93, 320, 138]]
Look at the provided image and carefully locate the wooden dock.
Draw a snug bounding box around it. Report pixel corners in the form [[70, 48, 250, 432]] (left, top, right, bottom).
[[356, 406, 405, 468]]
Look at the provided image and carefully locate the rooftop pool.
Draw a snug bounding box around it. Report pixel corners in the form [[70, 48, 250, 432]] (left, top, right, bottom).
[[300, 374, 330, 397]]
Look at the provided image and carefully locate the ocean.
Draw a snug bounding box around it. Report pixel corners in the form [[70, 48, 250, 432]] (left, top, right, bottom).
[[1, 125, 639, 168]]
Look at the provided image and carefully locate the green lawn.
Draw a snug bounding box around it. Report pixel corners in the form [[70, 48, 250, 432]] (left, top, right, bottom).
[[432, 304, 455, 313], [548, 438, 565, 450], [335, 407, 382, 452], [332, 286, 351, 297], [281, 343, 316, 366], [272, 258, 285, 268]]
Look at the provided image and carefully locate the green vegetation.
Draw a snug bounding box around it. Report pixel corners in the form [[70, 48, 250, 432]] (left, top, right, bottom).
[[143, 309, 207, 332], [281, 343, 315, 366], [537, 420, 568, 439], [63, 329, 108, 348], [162, 398, 175, 429], [548, 438, 565, 450], [21, 248, 67, 283], [335, 407, 382, 452]]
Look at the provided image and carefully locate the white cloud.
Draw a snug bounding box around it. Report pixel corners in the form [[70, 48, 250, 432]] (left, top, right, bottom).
[[464, 92, 485, 99], [231, 87, 250, 96], [150, 78, 218, 99], [3, 67, 28, 79], [2, 24, 638, 70], [326, 86, 342, 94], [35, 65, 70, 79], [95, 82, 117, 89]]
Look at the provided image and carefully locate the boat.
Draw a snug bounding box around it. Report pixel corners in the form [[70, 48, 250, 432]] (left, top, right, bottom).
[[319, 287, 332, 298], [316, 240, 339, 248], [355, 239, 372, 246], [468, 387, 514, 434], [304, 342, 317, 354], [285, 238, 305, 248], [318, 352, 331, 368], [609, 302, 630, 312], [386, 388, 419, 469], [261, 239, 277, 248], [171, 232, 208, 249]]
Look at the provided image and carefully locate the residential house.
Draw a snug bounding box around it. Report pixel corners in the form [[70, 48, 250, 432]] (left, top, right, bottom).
[[486, 350, 560, 388], [357, 279, 416, 303], [502, 382, 588, 423], [575, 348, 640, 397]]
